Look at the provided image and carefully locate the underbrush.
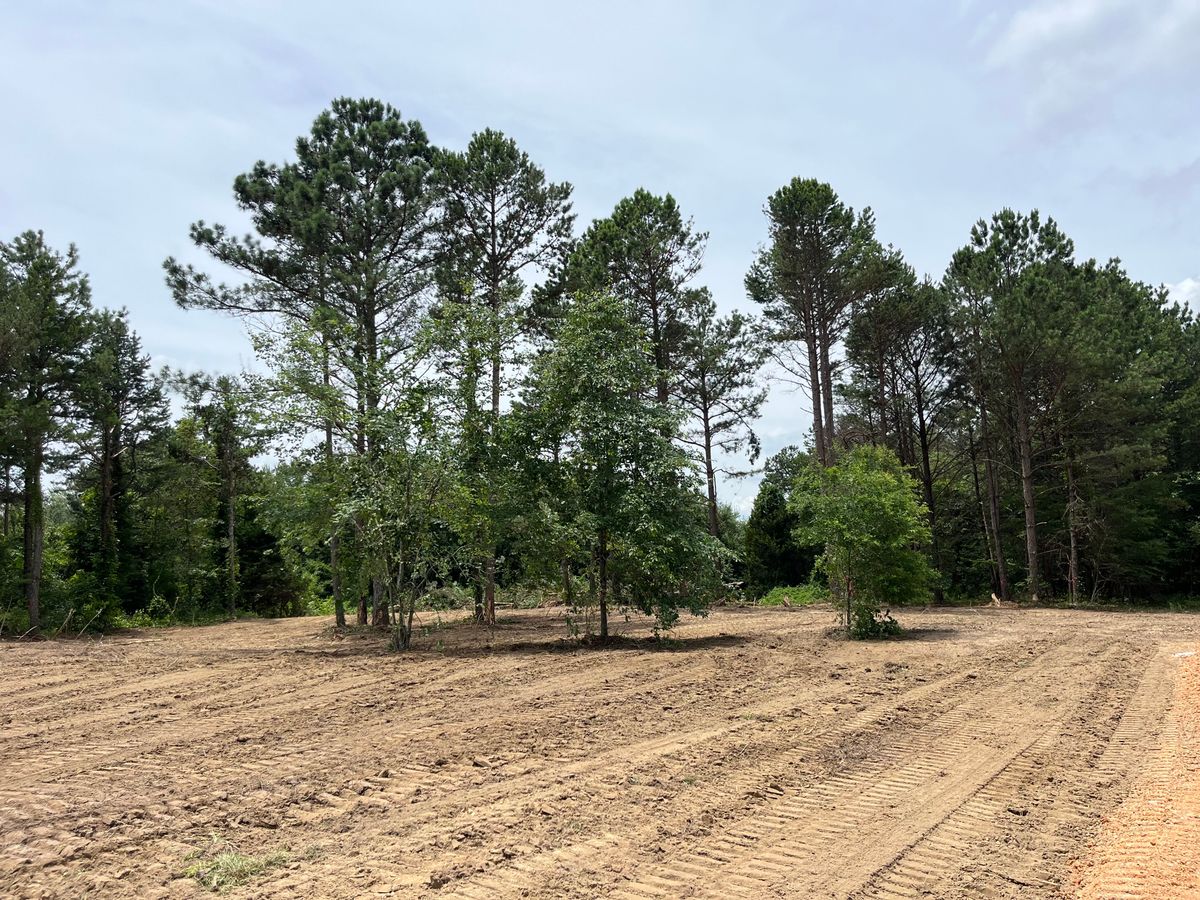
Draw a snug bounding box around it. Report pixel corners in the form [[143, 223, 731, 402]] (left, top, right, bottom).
[[758, 584, 828, 607], [419, 582, 562, 613]]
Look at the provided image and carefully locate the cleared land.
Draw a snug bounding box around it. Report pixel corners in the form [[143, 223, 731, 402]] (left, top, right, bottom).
[[2, 606, 1199, 899]]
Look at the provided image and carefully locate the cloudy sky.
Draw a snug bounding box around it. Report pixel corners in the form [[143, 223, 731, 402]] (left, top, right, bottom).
[[3, 0, 1198, 511]]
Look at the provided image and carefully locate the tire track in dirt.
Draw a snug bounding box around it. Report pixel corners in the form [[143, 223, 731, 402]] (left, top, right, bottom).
[[352, 634, 1092, 897], [7, 638, 674, 783], [1072, 647, 1200, 899], [204, 628, 1021, 898], [2, 608, 1195, 900], [849, 644, 1169, 899], [587, 640, 1135, 900], [0, 632, 759, 894]]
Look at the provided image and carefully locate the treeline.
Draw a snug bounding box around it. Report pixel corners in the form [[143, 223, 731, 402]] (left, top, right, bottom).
[[3, 98, 1197, 639], [2, 98, 761, 639], [742, 182, 1200, 604], [0, 240, 306, 633]]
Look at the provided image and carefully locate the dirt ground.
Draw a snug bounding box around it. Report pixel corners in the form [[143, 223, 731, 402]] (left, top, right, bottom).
[[2, 604, 1199, 900]]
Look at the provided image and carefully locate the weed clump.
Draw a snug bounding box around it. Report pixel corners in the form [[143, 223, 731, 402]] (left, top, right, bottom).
[[183, 837, 290, 892]]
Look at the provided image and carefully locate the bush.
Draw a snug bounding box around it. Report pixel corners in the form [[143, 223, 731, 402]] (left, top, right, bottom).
[[792, 446, 932, 637], [850, 602, 902, 639]]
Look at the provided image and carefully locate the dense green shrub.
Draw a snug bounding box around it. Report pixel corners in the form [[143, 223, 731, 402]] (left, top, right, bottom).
[[792, 446, 932, 638]]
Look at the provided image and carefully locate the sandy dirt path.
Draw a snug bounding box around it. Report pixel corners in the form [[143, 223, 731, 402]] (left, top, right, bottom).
[[1, 605, 1197, 899]]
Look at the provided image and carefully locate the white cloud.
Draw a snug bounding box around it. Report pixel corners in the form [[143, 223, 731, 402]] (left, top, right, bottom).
[[987, 0, 1200, 68], [987, 0, 1124, 66], [981, 0, 1200, 127], [1169, 277, 1200, 310]]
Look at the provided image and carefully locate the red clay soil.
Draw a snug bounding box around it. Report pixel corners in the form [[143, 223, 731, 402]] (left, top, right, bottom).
[[1, 605, 1198, 899]]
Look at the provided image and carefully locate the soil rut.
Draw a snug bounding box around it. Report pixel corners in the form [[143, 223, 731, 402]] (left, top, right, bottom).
[[0, 606, 1195, 899]]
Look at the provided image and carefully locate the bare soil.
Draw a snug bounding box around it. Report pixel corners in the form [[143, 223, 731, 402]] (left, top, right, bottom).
[[2, 604, 1198, 899]]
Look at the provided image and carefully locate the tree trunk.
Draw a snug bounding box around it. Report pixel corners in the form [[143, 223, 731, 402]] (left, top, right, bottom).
[[561, 558, 574, 605], [912, 373, 943, 603], [363, 309, 389, 627], [874, 345, 889, 447], [371, 576, 388, 627], [405, 582, 418, 650], [598, 529, 609, 641], [23, 443, 44, 632], [226, 478, 237, 618], [978, 401, 1011, 602], [330, 534, 344, 627], [99, 425, 116, 570], [1014, 390, 1040, 601], [702, 404, 719, 537], [483, 555, 496, 626], [353, 514, 368, 625], [483, 274, 502, 629], [968, 425, 999, 596], [805, 332, 826, 466], [817, 322, 836, 462], [649, 293, 670, 407], [1065, 446, 1081, 605], [323, 342, 345, 629]]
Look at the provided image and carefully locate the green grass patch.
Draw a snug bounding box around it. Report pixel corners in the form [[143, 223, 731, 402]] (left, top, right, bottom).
[[759, 585, 827, 607]]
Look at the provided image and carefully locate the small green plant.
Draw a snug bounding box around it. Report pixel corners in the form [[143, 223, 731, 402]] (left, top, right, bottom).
[[850, 603, 902, 639], [183, 837, 290, 892], [759, 584, 827, 607]]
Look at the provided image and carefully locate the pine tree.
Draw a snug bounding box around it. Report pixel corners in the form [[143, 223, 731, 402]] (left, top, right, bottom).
[[1, 232, 94, 630], [167, 97, 440, 626], [675, 290, 767, 536], [434, 128, 573, 624], [568, 190, 706, 406], [73, 310, 168, 614], [747, 179, 878, 465]]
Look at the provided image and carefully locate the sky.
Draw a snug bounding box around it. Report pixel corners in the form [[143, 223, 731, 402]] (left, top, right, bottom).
[[3, 0, 1198, 513]]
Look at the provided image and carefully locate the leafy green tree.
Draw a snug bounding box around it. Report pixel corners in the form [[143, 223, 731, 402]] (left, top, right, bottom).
[[136, 414, 220, 620], [843, 271, 955, 601], [742, 446, 818, 597], [337, 384, 457, 650], [792, 445, 932, 637], [234, 480, 307, 619], [523, 293, 722, 639], [0, 231, 94, 630], [173, 373, 267, 618]]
